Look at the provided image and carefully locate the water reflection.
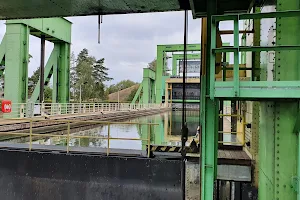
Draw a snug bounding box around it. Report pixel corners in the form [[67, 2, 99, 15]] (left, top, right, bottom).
[[6, 110, 238, 150]]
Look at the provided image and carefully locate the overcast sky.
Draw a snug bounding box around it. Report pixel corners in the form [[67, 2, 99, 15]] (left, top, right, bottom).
[[0, 11, 236, 86]]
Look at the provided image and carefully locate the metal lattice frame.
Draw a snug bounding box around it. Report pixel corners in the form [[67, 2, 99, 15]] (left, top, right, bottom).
[[2, 18, 71, 106]]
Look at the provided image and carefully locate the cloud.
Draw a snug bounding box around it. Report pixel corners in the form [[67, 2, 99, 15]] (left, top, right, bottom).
[[0, 11, 204, 85]]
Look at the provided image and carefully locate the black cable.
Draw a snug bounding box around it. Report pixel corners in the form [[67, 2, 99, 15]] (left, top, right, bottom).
[[181, 9, 188, 200]]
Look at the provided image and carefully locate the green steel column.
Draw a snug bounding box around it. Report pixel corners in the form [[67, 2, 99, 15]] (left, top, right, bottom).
[[142, 78, 150, 104], [274, 0, 299, 199], [151, 80, 155, 103], [52, 43, 60, 103], [155, 46, 164, 103], [259, 1, 300, 199], [172, 57, 178, 76], [4, 24, 29, 104], [252, 7, 261, 188], [201, 0, 218, 198], [57, 43, 70, 103]]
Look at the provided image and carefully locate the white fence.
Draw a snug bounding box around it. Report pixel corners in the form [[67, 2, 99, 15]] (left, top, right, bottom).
[[5, 103, 167, 119]]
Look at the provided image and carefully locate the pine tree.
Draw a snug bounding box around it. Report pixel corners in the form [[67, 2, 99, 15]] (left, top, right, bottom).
[[92, 59, 113, 99]]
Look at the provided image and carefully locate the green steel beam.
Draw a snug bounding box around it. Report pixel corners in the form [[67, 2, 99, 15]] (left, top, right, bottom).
[[0, 35, 6, 65], [214, 81, 300, 98], [1, 18, 71, 109], [252, 7, 261, 188], [172, 53, 200, 75], [7, 18, 72, 43], [57, 42, 70, 103], [143, 68, 156, 80], [155, 44, 201, 103], [168, 99, 200, 103], [142, 68, 156, 104], [131, 84, 142, 104], [201, 0, 218, 198], [213, 9, 300, 21], [213, 45, 300, 53], [30, 44, 59, 103], [4, 24, 29, 105]]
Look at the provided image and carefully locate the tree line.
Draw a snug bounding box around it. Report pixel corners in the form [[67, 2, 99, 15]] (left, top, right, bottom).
[[27, 48, 143, 102], [70, 48, 113, 102]]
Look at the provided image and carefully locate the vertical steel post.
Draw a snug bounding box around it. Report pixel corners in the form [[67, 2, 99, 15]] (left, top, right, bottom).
[[107, 123, 110, 156], [233, 16, 240, 97], [29, 120, 33, 151], [66, 121, 70, 153], [201, 0, 218, 198], [147, 124, 151, 158], [40, 35, 45, 103], [4, 24, 29, 116]]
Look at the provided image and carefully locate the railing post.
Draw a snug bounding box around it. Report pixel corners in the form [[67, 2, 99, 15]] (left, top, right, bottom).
[[41, 103, 45, 117], [58, 104, 62, 115], [93, 104, 96, 113], [29, 119, 33, 151], [72, 104, 75, 114], [20, 104, 25, 119], [148, 124, 151, 158], [107, 123, 110, 156], [83, 104, 86, 113], [67, 121, 70, 153], [233, 15, 240, 97]]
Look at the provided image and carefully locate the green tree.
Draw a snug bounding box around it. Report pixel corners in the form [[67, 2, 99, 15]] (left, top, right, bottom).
[[70, 51, 77, 99], [44, 86, 52, 101], [106, 80, 137, 94], [73, 48, 112, 102]]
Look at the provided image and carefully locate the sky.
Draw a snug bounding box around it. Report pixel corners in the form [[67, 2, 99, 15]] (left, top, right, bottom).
[[0, 11, 236, 86]]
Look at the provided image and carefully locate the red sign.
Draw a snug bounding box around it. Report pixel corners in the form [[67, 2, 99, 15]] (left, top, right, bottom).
[[2, 100, 12, 113]]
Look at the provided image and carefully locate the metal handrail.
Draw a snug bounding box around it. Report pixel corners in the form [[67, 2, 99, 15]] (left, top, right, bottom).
[[4, 103, 167, 119], [218, 113, 245, 146], [1, 119, 158, 158]]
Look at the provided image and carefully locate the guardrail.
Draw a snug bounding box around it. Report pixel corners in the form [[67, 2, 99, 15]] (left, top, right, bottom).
[[218, 113, 245, 146], [0, 119, 158, 158], [5, 103, 167, 119]]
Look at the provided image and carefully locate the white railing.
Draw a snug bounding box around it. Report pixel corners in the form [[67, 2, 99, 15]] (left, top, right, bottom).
[[4, 103, 167, 119]]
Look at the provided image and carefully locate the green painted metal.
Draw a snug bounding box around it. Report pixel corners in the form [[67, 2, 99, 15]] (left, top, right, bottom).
[[7, 18, 72, 43], [131, 84, 143, 104], [252, 7, 261, 188], [272, 1, 299, 199], [4, 23, 29, 104], [155, 44, 201, 103], [30, 44, 59, 103], [213, 9, 300, 21], [214, 81, 300, 98], [168, 99, 200, 103], [1, 18, 71, 118], [57, 43, 70, 103], [0, 35, 6, 64], [259, 102, 275, 200], [210, 10, 300, 99], [214, 45, 300, 53], [201, 0, 218, 198], [233, 17, 239, 97], [171, 53, 200, 75]]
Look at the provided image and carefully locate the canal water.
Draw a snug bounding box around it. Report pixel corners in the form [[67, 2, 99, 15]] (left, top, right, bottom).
[[7, 110, 236, 150]]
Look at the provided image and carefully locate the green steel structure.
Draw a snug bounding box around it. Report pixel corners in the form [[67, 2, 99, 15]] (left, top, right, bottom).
[[0, 18, 71, 105], [171, 53, 200, 75], [1, 0, 300, 200], [155, 44, 201, 103], [131, 68, 156, 104]]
